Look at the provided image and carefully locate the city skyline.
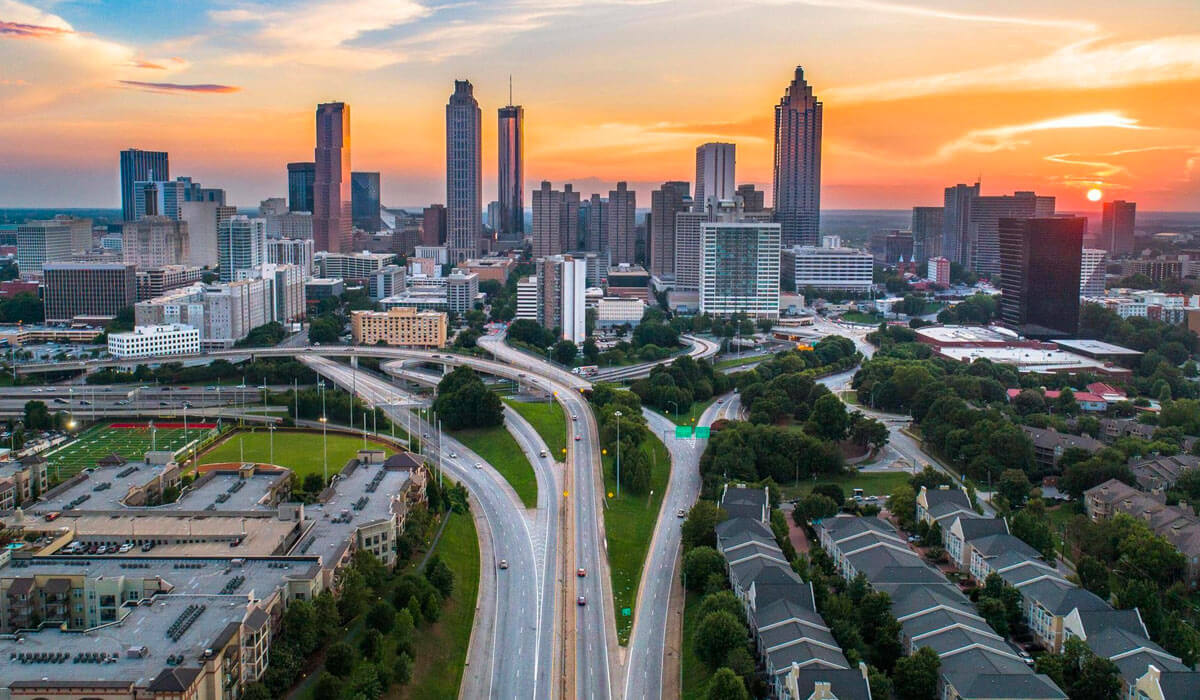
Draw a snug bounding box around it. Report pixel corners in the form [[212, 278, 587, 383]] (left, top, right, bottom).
[[2, 0, 1200, 211]]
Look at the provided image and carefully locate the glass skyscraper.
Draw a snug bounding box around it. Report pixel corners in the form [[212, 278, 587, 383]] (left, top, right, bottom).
[[313, 102, 351, 253], [497, 103, 524, 242], [773, 67, 822, 248], [120, 149, 169, 221], [446, 80, 482, 262]]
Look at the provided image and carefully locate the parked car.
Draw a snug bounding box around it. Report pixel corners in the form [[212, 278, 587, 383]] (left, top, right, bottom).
[[498, 560, 508, 570]]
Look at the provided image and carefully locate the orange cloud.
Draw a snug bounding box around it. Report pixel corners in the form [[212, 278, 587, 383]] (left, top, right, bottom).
[[0, 20, 71, 38], [118, 80, 240, 94]]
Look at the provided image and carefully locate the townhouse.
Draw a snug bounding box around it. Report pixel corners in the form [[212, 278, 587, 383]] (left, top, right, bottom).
[[1084, 479, 1200, 587], [915, 484, 976, 529]]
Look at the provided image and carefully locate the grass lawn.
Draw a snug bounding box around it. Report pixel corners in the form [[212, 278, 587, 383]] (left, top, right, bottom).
[[713, 353, 770, 370], [602, 431, 670, 645], [648, 397, 717, 427], [681, 591, 711, 700], [199, 429, 393, 478], [451, 425, 538, 508], [776, 470, 912, 502], [46, 421, 210, 480], [503, 398, 567, 457], [842, 311, 883, 325], [397, 511, 480, 699]]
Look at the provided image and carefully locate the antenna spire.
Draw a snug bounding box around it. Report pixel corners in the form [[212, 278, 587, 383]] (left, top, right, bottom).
[[508, 75, 513, 105]]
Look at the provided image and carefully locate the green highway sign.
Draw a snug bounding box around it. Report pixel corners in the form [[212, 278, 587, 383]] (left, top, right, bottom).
[[621, 607, 632, 617], [675, 426, 693, 438], [695, 427, 710, 439]]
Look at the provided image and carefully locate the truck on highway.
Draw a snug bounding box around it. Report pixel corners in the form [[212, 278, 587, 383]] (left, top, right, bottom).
[[571, 365, 599, 377]]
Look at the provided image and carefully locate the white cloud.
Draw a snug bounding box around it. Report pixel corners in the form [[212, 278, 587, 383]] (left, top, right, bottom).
[[750, 0, 1096, 32], [929, 111, 1146, 162]]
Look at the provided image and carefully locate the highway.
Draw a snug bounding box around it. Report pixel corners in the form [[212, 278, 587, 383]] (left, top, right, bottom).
[[591, 334, 721, 382]]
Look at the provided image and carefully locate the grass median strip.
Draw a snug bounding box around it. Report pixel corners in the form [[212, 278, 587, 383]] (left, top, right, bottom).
[[451, 424, 539, 508], [503, 398, 567, 456], [601, 431, 670, 645]]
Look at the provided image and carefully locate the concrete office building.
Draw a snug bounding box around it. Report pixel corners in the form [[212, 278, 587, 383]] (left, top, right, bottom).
[[351, 307, 447, 347], [584, 194, 608, 253], [970, 190, 1055, 278], [313, 102, 352, 253], [122, 216, 190, 268], [700, 221, 781, 317], [649, 181, 690, 277], [445, 271, 480, 314], [999, 216, 1085, 340], [736, 184, 765, 212], [119, 149, 169, 221], [597, 297, 646, 328], [695, 143, 735, 209], [673, 209, 708, 292], [422, 204, 447, 246], [531, 181, 580, 258], [136, 278, 276, 349], [1081, 248, 1107, 298], [314, 251, 395, 280], [446, 80, 482, 262], [536, 255, 587, 344], [180, 200, 235, 269], [46, 214, 94, 254], [456, 256, 515, 283], [607, 182, 636, 265], [773, 67, 823, 247], [497, 103, 525, 241], [351, 171, 382, 232], [928, 256, 950, 287], [786, 243, 873, 292], [606, 264, 652, 303], [516, 276, 538, 321], [267, 238, 314, 276], [43, 262, 137, 323], [217, 216, 266, 282], [259, 197, 288, 217], [108, 324, 201, 359], [136, 265, 205, 301], [911, 205, 944, 261], [1102, 200, 1137, 257], [941, 181, 980, 266], [16, 219, 73, 274], [368, 265, 406, 301], [264, 211, 313, 241], [287, 161, 316, 213], [175, 176, 226, 206]]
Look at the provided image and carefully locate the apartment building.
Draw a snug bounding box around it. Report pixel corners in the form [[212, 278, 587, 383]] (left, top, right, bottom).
[[350, 307, 447, 348]]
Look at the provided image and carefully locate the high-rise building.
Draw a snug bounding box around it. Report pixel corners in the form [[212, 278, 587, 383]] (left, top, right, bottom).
[[263, 211, 313, 241], [313, 102, 352, 253], [927, 256, 950, 287], [122, 216, 190, 268], [497, 103, 524, 241], [422, 205, 447, 247], [531, 182, 581, 258], [695, 143, 735, 209], [252, 263, 306, 323], [1102, 200, 1136, 257], [674, 209, 709, 292], [351, 171, 382, 232], [315, 251, 395, 279], [911, 206, 944, 261], [217, 216, 266, 282], [446, 271, 480, 314], [287, 162, 316, 213], [607, 182, 636, 265], [119, 149, 169, 221], [700, 221, 781, 317], [649, 181, 691, 278], [43, 263, 137, 322], [941, 182, 980, 266], [446, 80, 482, 262], [259, 198, 288, 217], [998, 216, 1084, 339], [736, 184, 765, 213], [44, 214, 94, 255], [515, 275, 538, 321], [351, 307, 447, 348], [785, 244, 874, 292], [1080, 248, 1107, 298], [133, 178, 186, 220], [175, 177, 225, 206], [16, 219, 73, 274], [969, 191, 1055, 278], [584, 194, 609, 253], [536, 255, 587, 344], [367, 265, 406, 301], [267, 238, 315, 276], [179, 201, 236, 269], [773, 67, 823, 247]]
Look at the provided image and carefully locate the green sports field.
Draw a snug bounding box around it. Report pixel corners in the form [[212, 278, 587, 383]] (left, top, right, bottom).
[[199, 429, 394, 479], [45, 421, 211, 480]]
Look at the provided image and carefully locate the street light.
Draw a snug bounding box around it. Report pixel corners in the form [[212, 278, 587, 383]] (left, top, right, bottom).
[[319, 416, 328, 485], [268, 424, 275, 465], [613, 410, 623, 499], [667, 400, 678, 424]]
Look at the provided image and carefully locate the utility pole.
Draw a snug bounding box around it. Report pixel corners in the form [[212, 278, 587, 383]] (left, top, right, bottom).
[[614, 410, 623, 498]]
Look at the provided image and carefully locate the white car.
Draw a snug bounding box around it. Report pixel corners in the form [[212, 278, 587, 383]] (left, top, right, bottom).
[[474, 462, 483, 469], [118, 543, 133, 553], [449, 452, 458, 459]]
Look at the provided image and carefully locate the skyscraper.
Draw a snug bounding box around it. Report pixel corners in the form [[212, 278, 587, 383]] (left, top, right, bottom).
[[998, 216, 1084, 339], [941, 182, 980, 266], [1102, 200, 1137, 257], [422, 205, 447, 247], [351, 171, 382, 232], [699, 221, 781, 318], [773, 67, 823, 247], [911, 206, 944, 261], [531, 182, 581, 257], [584, 194, 608, 253], [119, 149, 169, 221], [16, 219, 73, 274], [536, 255, 587, 344], [313, 102, 352, 254], [122, 216, 190, 268], [133, 178, 186, 220], [736, 184, 765, 212], [287, 162, 316, 213], [969, 191, 1055, 278], [607, 182, 636, 265], [649, 181, 691, 277], [695, 143, 735, 209], [218, 216, 267, 282], [498, 103, 525, 241], [446, 80, 482, 262], [1080, 248, 1107, 298]]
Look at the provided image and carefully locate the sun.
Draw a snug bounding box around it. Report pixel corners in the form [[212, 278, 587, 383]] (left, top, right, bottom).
[[1086, 188, 1103, 202]]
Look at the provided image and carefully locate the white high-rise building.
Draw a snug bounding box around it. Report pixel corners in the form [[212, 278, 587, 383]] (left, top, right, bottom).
[[217, 216, 266, 282], [16, 219, 73, 274], [516, 276, 538, 321], [267, 238, 314, 277], [536, 255, 587, 343], [695, 143, 735, 209], [1080, 248, 1107, 299], [787, 245, 874, 292], [699, 222, 781, 317]]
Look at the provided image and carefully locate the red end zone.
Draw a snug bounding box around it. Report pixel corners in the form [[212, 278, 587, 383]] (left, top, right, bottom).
[[109, 422, 217, 430]]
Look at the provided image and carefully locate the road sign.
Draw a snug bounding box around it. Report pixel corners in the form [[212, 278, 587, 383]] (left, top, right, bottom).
[[621, 607, 631, 617], [674, 426, 693, 438], [695, 426, 710, 439]]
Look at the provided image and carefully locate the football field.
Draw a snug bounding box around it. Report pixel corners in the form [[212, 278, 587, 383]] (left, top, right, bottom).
[[44, 421, 215, 479]]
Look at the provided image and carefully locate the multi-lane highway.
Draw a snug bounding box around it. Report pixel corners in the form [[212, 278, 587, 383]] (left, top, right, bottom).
[[591, 334, 721, 382]]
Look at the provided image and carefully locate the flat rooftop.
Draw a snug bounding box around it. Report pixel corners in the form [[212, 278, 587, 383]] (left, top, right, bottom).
[[61, 513, 298, 557], [915, 325, 1015, 344], [936, 345, 1131, 376], [1052, 338, 1143, 358], [166, 472, 283, 512], [292, 461, 412, 561], [35, 462, 178, 512]]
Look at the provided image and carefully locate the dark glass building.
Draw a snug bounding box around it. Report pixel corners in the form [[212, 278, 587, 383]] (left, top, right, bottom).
[[314, 102, 352, 253], [497, 104, 524, 241], [446, 80, 482, 262], [773, 67, 822, 247], [351, 171, 382, 232], [119, 149, 169, 221], [998, 216, 1085, 340], [287, 161, 315, 213]]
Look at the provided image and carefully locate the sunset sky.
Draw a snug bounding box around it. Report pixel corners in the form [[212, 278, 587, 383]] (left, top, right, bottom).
[[2, 0, 1199, 211]]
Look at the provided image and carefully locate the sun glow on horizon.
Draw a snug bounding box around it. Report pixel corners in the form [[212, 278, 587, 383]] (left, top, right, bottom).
[[1086, 188, 1104, 202]]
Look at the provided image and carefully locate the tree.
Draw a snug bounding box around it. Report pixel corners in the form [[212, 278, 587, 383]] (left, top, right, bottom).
[[706, 668, 749, 700], [241, 683, 272, 700], [682, 501, 728, 551], [424, 554, 455, 598], [850, 413, 890, 450], [433, 366, 504, 429], [1011, 510, 1056, 559], [360, 628, 384, 661], [808, 394, 850, 441], [23, 400, 52, 430], [812, 483, 845, 505], [325, 641, 355, 677], [697, 591, 747, 627], [552, 339, 578, 365], [893, 646, 941, 700], [313, 672, 344, 700], [888, 484, 918, 532], [303, 473, 325, 493], [683, 547, 726, 592], [1076, 555, 1111, 599], [693, 610, 747, 668], [393, 652, 413, 686], [977, 597, 1010, 636], [366, 600, 396, 633], [794, 493, 839, 524], [997, 469, 1032, 509]]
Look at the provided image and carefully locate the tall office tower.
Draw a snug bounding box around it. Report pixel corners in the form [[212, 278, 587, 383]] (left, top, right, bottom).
[[217, 215, 267, 282], [607, 182, 636, 265], [43, 263, 137, 322], [267, 238, 315, 277], [695, 143, 735, 209], [180, 201, 235, 268], [497, 103, 525, 241], [536, 255, 587, 343], [941, 182, 980, 266], [699, 221, 781, 317], [969, 191, 1055, 278], [532, 181, 563, 258], [119, 149, 169, 221], [1102, 200, 1136, 257], [585, 194, 609, 253], [288, 162, 316, 212], [313, 102, 352, 253], [773, 67, 823, 247], [1080, 248, 1107, 298], [674, 209, 709, 292], [122, 216, 190, 268], [998, 216, 1084, 339], [486, 201, 501, 231], [446, 80, 482, 262], [175, 177, 225, 205], [649, 181, 691, 277], [351, 171, 382, 232], [48, 214, 94, 254], [422, 204, 447, 246], [133, 178, 186, 220], [736, 184, 765, 212], [911, 206, 944, 261], [16, 219, 73, 274]]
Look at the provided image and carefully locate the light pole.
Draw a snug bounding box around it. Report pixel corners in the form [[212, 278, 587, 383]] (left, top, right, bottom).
[[613, 410, 623, 499], [319, 416, 328, 485], [268, 424, 275, 465], [667, 400, 679, 424]]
